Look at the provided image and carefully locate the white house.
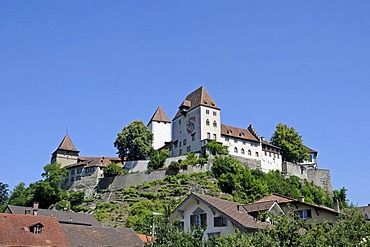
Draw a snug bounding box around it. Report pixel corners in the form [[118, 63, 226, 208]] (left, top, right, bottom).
[[171, 193, 282, 240]]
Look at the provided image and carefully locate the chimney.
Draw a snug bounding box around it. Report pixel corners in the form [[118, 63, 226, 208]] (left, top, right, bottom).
[[33, 202, 39, 216], [333, 197, 340, 213], [298, 197, 305, 202]]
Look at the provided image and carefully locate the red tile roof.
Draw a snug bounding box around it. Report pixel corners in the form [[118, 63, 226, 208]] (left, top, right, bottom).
[[149, 106, 171, 124], [0, 213, 70, 246], [221, 124, 260, 142], [173, 86, 220, 120], [64, 156, 122, 169], [53, 134, 79, 154], [254, 193, 294, 204]]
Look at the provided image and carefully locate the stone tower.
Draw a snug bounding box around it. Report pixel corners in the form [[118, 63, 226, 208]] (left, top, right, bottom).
[[51, 134, 79, 168], [171, 86, 221, 156], [147, 106, 172, 150]]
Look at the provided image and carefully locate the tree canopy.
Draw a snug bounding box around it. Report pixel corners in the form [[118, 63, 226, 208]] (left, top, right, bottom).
[[103, 162, 125, 177], [114, 120, 153, 161], [270, 123, 309, 163]]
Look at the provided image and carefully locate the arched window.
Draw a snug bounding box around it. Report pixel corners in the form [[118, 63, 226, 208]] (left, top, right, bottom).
[[234, 147, 238, 153], [241, 148, 245, 154], [206, 119, 210, 126], [213, 121, 217, 127], [248, 150, 251, 155], [255, 152, 259, 157]]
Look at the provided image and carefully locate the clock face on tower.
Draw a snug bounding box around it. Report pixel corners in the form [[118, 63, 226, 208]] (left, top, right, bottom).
[[186, 116, 196, 134]]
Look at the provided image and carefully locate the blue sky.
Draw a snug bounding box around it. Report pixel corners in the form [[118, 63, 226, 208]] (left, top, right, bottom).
[[1, 1, 369, 205]]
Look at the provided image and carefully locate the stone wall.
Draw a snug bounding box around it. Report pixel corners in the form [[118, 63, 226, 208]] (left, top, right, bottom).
[[230, 155, 262, 170]]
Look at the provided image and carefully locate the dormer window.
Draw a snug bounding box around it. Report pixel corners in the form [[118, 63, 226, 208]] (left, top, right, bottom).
[[30, 223, 43, 234]]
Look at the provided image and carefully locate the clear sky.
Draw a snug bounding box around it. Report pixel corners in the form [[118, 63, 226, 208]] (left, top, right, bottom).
[[1, 1, 369, 205]]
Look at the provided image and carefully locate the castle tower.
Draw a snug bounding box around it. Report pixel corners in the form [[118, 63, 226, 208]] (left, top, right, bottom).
[[51, 134, 80, 168], [147, 106, 171, 150], [171, 86, 221, 156]]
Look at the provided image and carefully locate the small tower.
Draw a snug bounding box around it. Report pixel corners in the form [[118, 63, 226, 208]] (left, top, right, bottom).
[[147, 106, 171, 150], [51, 134, 80, 168]]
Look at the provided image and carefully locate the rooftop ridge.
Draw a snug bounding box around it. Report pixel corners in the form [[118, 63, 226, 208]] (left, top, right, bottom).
[[148, 106, 171, 124]]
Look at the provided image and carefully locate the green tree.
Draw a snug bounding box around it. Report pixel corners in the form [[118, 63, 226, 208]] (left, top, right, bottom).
[[333, 187, 349, 209], [103, 162, 125, 177], [270, 123, 309, 163], [206, 140, 228, 155], [0, 182, 9, 211], [114, 120, 154, 161], [42, 162, 68, 189], [148, 149, 170, 171], [8, 182, 32, 206]]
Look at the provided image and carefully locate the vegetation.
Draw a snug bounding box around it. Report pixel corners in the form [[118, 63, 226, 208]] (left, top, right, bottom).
[[151, 208, 370, 247], [103, 162, 125, 177], [114, 120, 153, 161], [206, 140, 228, 155], [0, 182, 9, 211], [148, 149, 170, 171], [270, 123, 309, 163]]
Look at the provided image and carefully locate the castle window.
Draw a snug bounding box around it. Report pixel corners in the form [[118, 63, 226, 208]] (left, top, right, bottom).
[[213, 134, 217, 140], [213, 111, 217, 116], [241, 148, 245, 154], [269, 152, 271, 157], [183, 139, 187, 146], [179, 149, 182, 155], [192, 133, 195, 141], [248, 150, 251, 155], [225, 137, 229, 142], [179, 120, 181, 125], [206, 109, 210, 114], [179, 141, 182, 147], [277, 154, 280, 159], [213, 121, 217, 127], [187, 146, 191, 152], [174, 141, 178, 148], [273, 153, 276, 158], [264, 151, 267, 156], [206, 119, 210, 126], [234, 147, 238, 153], [207, 132, 211, 139], [256, 152, 259, 157]]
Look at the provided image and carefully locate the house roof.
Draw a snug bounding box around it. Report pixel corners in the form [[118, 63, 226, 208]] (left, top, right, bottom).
[[174, 193, 270, 230], [53, 134, 79, 154], [64, 156, 122, 169], [221, 124, 260, 142], [137, 234, 153, 243], [261, 139, 281, 150], [243, 201, 278, 213], [149, 106, 171, 124], [304, 145, 318, 153], [0, 213, 70, 246], [173, 86, 220, 120], [255, 194, 339, 215], [5, 205, 101, 226], [61, 224, 143, 247]]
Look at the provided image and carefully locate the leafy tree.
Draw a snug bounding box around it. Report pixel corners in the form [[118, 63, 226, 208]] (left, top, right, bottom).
[[103, 162, 125, 177], [8, 182, 30, 206], [0, 182, 9, 205], [270, 123, 309, 163], [206, 140, 228, 155], [42, 162, 68, 189], [333, 187, 349, 209], [148, 149, 170, 171], [114, 120, 153, 161]]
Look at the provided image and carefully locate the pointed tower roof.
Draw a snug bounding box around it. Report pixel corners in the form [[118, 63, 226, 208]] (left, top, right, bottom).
[[53, 134, 79, 154], [148, 106, 171, 124], [173, 86, 220, 120]]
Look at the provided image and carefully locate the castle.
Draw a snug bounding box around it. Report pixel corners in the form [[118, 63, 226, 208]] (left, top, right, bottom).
[[52, 86, 332, 194]]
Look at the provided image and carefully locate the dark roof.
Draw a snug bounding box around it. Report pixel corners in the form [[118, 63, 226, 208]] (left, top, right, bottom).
[[5, 205, 101, 226], [62, 224, 143, 247], [53, 134, 79, 154], [304, 145, 318, 153], [173, 86, 220, 120], [255, 194, 339, 215], [64, 156, 122, 169], [243, 201, 277, 213], [0, 213, 70, 246], [149, 106, 171, 124], [175, 193, 270, 230], [261, 139, 281, 150], [221, 124, 260, 142]]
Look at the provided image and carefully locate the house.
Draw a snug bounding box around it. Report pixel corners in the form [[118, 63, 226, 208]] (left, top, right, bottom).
[[254, 193, 340, 224], [171, 193, 279, 240], [4, 204, 101, 227], [61, 224, 143, 247], [0, 213, 70, 246], [147, 106, 171, 150]]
